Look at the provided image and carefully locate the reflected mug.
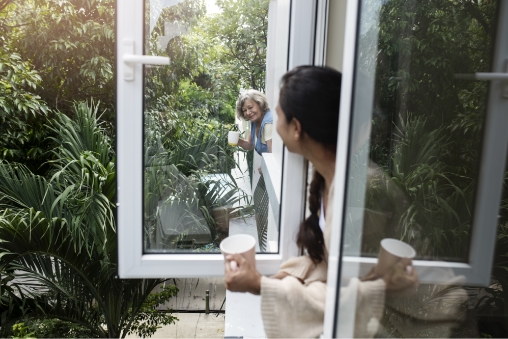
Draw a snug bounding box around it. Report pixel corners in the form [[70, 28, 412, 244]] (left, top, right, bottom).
[[375, 238, 416, 276], [220, 234, 256, 271], [228, 131, 240, 146]]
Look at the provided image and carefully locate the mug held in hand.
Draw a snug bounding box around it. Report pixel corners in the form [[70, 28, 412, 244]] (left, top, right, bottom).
[[220, 234, 256, 271], [228, 131, 240, 147], [375, 238, 416, 276]]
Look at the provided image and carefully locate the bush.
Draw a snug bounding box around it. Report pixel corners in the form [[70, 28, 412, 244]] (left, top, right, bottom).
[[11, 319, 95, 338]]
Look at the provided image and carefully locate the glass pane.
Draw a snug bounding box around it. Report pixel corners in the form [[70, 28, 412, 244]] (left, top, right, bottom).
[[336, 0, 503, 337], [375, 153, 508, 338], [342, 0, 498, 262], [142, 0, 278, 253], [467, 153, 508, 338]]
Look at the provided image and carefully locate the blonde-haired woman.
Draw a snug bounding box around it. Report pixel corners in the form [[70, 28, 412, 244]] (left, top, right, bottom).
[[235, 89, 272, 251], [236, 89, 273, 155]]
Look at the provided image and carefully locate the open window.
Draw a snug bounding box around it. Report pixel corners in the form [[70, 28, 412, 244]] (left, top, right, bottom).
[[116, 0, 323, 278], [323, 0, 508, 337]]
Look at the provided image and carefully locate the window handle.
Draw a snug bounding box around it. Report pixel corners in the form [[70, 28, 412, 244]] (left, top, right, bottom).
[[123, 54, 170, 65], [474, 72, 508, 80], [122, 39, 169, 81], [476, 71, 508, 99], [455, 60, 508, 99], [454, 72, 508, 99], [455, 72, 508, 81]]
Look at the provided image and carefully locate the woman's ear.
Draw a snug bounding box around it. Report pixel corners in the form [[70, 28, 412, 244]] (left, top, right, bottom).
[[292, 118, 303, 141]]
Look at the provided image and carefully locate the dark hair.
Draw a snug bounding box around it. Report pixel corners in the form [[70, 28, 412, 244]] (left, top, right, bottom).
[[280, 66, 342, 263], [279, 65, 341, 150]]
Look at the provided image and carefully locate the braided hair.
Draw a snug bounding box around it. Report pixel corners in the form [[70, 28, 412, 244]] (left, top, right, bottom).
[[297, 170, 326, 263], [279, 66, 342, 263]]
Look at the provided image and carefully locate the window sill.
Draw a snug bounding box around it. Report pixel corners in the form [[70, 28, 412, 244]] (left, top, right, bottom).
[[225, 290, 266, 338]]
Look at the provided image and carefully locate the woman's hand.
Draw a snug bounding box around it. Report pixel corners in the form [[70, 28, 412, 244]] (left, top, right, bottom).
[[382, 258, 418, 295], [237, 138, 254, 151], [270, 271, 305, 284], [270, 271, 290, 280], [224, 254, 262, 295], [361, 258, 419, 296]]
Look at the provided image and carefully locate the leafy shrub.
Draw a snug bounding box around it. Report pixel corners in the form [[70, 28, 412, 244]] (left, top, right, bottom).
[[11, 318, 95, 338], [0, 46, 50, 171], [0, 103, 176, 338]]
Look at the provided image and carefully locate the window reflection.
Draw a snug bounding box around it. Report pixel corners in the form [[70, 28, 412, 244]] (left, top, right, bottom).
[[375, 154, 508, 338], [343, 0, 497, 262], [465, 156, 508, 337], [337, 0, 501, 337]]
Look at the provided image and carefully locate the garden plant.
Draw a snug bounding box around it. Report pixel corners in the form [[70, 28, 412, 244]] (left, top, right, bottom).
[[2, 0, 507, 337], [0, 0, 268, 336]]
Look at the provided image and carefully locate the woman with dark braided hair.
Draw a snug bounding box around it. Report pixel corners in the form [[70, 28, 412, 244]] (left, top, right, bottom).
[[224, 66, 418, 338]]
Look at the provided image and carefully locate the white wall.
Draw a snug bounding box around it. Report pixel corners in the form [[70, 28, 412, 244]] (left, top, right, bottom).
[[266, 0, 290, 167], [326, 0, 348, 71]]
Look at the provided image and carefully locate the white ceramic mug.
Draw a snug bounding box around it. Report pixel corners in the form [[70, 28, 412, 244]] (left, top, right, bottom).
[[220, 234, 256, 270], [228, 131, 240, 146], [374, 238, 416, 276]]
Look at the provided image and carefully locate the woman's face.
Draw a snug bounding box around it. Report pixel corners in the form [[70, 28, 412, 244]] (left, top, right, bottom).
[[275, 103, 301, 154], [242, 99, 263, 124]]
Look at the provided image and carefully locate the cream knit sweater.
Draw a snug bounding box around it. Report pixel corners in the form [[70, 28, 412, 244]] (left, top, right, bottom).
[[260, 181, 386, 338]]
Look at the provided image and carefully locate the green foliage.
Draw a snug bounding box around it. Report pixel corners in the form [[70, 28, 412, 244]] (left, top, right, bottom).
[[0, 46, 50, 168], [4, 0, 115, 118], [385, 116, 472, 259], [1, 0, 268, 172], [203, 0, 269, 92], [173, 80, 236, 124], [47, 102, 116, 256], [144, 0, 206, 106], [12, 318, 95, 338], [11, 322, 35, 339], [0, 102, 115, 257], [357, 115, 474, 259], [0, 0, 267, 335], [140, 0, 266, 252], [144, 0, 269, 125], [0, 0, 116, 173], [0, 49, 47, 117], [144, 112, 250, 250], [0, 103, 175, 338], [361, 0, 498, 260], [126, 285, 178, 338], [358, 1, 508, 334], [370, 0, 495, 175], [0, 266, 38, 336]]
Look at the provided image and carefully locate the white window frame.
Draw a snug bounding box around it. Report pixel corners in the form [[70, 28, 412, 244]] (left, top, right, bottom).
[[116, 0, 318, 278], [324, 0, 508, 337]]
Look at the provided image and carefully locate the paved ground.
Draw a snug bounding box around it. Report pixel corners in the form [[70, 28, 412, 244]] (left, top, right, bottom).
[[160, 278, 226, 312], [126, 312, 225, 338]]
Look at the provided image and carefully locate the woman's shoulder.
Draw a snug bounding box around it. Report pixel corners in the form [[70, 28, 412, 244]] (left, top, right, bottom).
[[263, 109, 273, 123], [279, 255, 314, 279]]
